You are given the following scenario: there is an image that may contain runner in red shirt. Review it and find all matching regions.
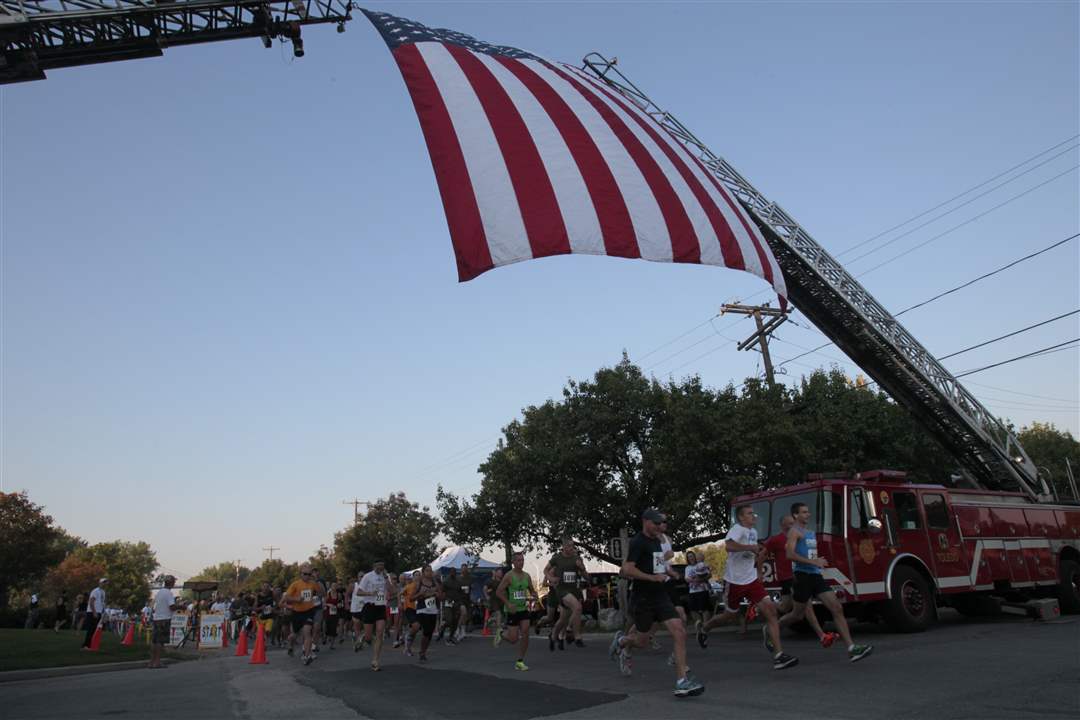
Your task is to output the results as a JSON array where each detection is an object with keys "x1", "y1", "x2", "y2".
[{"x1": 763, "y1": 512, "x2": 836, "y2": 648}]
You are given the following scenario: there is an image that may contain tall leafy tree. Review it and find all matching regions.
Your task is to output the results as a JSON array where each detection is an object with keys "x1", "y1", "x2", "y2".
[
  {"x1": 44, "y1": 555, "x2": 107, "y2": 606},
  {"x1": 243, "y1": 559, "x2": 300, "y2": 592},
  {"x1": 75, "y1": 541, "x2": 158, "y2": 613},
  {"x1": 189, "y1": 561, "x2": 252, "y2": 598},
  {"x1": 0, "y1": 492, "x2": 67, "y2": 608},
  {"x1": 333, "y1": 492, "x2": 440, "y2": 579},
  {"x1": 1017, "y1": 422, "x2": 1080, "y2": 499}
]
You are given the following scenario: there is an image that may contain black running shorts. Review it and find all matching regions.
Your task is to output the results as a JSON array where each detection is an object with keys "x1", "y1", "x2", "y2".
[
  {"x1": 360, "y1": 603, "x2": 386, "y2": 625},
  {"x1": 290, "y1": 609, "x2": 316, "y2": 633},
  {"x1": 631, "y1": 592, "x2": 678, "y2": 632},
  {"x1": 793, "y1": 572, "x2": 830, "y2": 603},
  {"x1": 506, "y1": 610, "x2": 531, "y2": 625},
  {"x1": 417, "y1": 613, "x2": 437, "y2": 638}
]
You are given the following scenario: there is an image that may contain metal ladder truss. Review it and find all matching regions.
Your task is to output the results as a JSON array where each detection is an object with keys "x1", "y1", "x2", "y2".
[
  {"x1": 579, "y1": 52, "x2": 1048, "y2": 502},
  {"x1": 0, "y1": 0, "x2": 353, "y2": 84}
]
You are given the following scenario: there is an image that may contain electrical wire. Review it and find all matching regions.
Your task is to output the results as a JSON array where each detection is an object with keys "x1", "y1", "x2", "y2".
[
  {"x1": 938, "y1": 310, "x2": 1079, "y2": 361},
  {"x1": 835, "y1": 135, "x2": 1079, "y2": 258},
  {"x1": 955, "y1": 339, "x2": 1079, "y2": 378}
]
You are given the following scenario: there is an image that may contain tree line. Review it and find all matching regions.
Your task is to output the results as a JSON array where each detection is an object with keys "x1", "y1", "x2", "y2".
[{"x1": 5, "y1": 359, "x2": 1076, "y2": 612}]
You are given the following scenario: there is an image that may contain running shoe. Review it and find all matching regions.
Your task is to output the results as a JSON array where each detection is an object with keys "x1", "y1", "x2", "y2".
[
  {"x1": 302, "y1": 654, "x2": 313, "y2": 666},
  {"x1": 773, "y1": 652, "x2": 798, "y2": 670},
  {"x1": 549, "y1": 634, "x2": 555, "y2": 652},
  {"x1": 312, "y1": 645, "x2": 319, "y2": 655},
  {"x1": 557, "y1": 637, "x2": 565, "y2": 651},
  {"x1": 405, "y1": 645, "x2": 413, "y2": 657},
  {"x1": 608, "y1": 631, "x2": 624, "y2": 661},
  {"x1": 821, "y1": 632, "x2": 839, "y2": 649},
  {"x1": 514, "y1": 660, "x2": 529, "y2": 671},
  {"x1": 419, "y1": 653, "x2": 428, "y2": 663},
  {"x1": 762, "y1": 625, "x2": 775, "y2": 653},
  {"x1": 574, "y1": 638, "x2": 585, "y2": 648},
  {"x1": 493, "y1": 630, "x2": 502, "y2": 648},
  {"x1": 329, "y1": 642, "x2": 336, "y2": 651},
  {"x1": 666, "y1": 652, "x2": 675, "y2": 667},
  {"x1": 444, "y1": 637, "x2": 456, "y2": 647},
  {"x1": 746, "y1": 604, "x2": 758, "y2": 623},
  {"x1": 370, "y1": 662, "x2": 380, "y2": 672},
  {"x1": 849, "y1": 644, "x2": 873, "y2": 662},
  {"x1": 673, "y1": 676, "x2": 705, "y2": 698},
  {"x1": 352, "y1": 641, "x2": 359, "y2": 653},
  {"x1": 392, "y1": 639, "x2": 402, "y2": 649},
  {"x1": 649, "y1": 637, "x2": 662, "y2": 651},
  {"x1": 287, "y1": 646, "x2": 295, "y2": 657},
  {"x1": 697, "y1": 627, "x2": 708, "y2": 649},
  {"x1": 617, "y1": 648, "x2": 632, "y2": 676}
]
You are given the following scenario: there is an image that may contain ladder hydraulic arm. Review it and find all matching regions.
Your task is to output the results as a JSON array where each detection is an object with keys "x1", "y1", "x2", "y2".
[
  {"x1": 0, "y1": 0, "x2": 353, "y2": 84},
  {"x1": 579, "y1": 53, "x2": 1050, "y2": 502}
]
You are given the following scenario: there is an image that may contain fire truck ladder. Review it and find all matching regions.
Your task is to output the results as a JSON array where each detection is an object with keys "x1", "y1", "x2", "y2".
[
  {"x1": 0, "y1": 0, "x2": 353, "y2": 84},
  {"x1": 580, "y1": 54, "x2": 1050, "y2": 503}
]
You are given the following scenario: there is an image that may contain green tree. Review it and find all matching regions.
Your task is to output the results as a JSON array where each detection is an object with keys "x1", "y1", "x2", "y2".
[
  {"x1": 333, "y1": 493, "x2": 440, "y2": 579},
  {"x1": 1018, "y1": 422, "x2": 1080, "y2": 500},
  {"x1": 189, "y1": 561, "x2": 252, "y2": 598},
  {"x1": 75, "y1": 541, "x2": 158, "y2": 613},
  {"x1": 243, "y1": 559, "x2": 300, "y2": 592},
  {"x1": 0, "y1": 492, "x2": 67, "y2": 608},
  {"x1": 44, "y1": 555, "x2": 106, "y2": 606},
  {"x1": 307, "y1": 546, "x2": 337, "y2": 583}
]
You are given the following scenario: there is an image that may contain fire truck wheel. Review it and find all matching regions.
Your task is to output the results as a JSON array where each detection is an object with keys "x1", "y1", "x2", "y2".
[
  {"x1": 1058, "y1": 558, "x2": 1080, "y2": 613},
  {"x1": 883, "y1": 565, "x2": 934, "y2": 633}
]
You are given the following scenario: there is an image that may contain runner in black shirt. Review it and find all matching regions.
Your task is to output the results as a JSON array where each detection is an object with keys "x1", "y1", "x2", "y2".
[{"x1": 608, "y1": 508, "x2": 704, "y2": 698}]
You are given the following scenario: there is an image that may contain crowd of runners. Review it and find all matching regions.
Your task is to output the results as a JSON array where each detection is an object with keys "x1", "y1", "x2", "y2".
[{"x1": 222, "y1": 501, "x2": 872, "y2": 698}]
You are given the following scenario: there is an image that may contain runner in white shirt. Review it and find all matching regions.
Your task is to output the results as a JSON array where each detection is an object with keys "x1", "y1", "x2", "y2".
[
  {"x1": 356, "y1": 561, "x2": 396, "y2": 671},
  {"x1": 349, "y1": 570, "x2": 366, "y2": 650}
]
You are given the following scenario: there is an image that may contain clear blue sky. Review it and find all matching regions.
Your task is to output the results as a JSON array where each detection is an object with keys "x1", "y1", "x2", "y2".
[{"x1": 2, "y1": 1, "x2": 1077, "y2": 579}]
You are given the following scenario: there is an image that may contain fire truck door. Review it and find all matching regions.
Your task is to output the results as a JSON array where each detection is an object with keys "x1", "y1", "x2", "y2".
[
  {"x1": 885, "y1": 490, "x2": 934, "y2": 572},
  {"x1": 921, "y1": 492, "x2": 970, "y2": 589},
  {"x1": 847, "y1": 487, "x2": 890, "y2": 596}
]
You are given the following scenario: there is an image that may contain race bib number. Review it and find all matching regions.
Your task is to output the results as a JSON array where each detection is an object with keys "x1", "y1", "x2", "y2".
[
  {"x1": 424, "y1": 597, "x2": 437, "y2": 610},
  {"x1": 806, "y1": 538, "x2": 818, "y2": 560},
  {"x1": 328, "y1": 606, "x2": 337, "y2": 616},
  {"x1": 444, "y1": 600, "x2": 454, "y2": 608},
  {"x1": 562, "y1": 572, "x2": 577, "y2": 584},
  {"x1": 460, "y1": 585, "x2": 469, "y2": 594},
  {"x1": 374, "y1": 592, "x2": 386, "y2": 605},
  {"x1": 512, "y1": 590, "x2": 527, "y2": 601},
  {"x1": 301, "y1": 589, "x2": 313, "y2": 602},
  {"x1": 652, "y1": 552, "x2": 666, "y2": 574}
]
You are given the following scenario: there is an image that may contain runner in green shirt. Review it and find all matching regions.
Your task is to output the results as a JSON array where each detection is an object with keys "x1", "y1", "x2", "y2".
[{"x1": 496, "y1": 551, "x2": 538, "y2": 671}]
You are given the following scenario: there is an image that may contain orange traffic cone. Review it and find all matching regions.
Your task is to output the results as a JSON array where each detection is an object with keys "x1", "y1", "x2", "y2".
[
  {"x1": 121, "y1": 621, "x2": 136, "y2": 646},
  {"x1": 234, "y1": 622, "x2": 249, "y2": 656},
  {"x1": 482, "y1": 609, "x2": 491, "y2": 636},
  {"x1": 249, "y1": 619, "x2": 268, "y2": 665},
  {"x1": 88, "y1": 625, "x2": 103, "y2": 651},
  {"x1": 221, "y1": 621, "x2": 229, "y2": 648}
]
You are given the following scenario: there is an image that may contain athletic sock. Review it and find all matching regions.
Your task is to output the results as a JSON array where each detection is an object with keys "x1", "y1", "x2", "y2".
[{"x1": 847, "y1": 644, "x2": 855, "y2": 652}]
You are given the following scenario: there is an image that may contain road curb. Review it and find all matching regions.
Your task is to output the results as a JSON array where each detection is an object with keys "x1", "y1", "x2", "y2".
[{"x1": 0, "y1": 659, "x2": 174, "y2": 683}]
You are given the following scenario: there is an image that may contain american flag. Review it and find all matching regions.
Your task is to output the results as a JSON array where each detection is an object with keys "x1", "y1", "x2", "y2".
[{"x1": 364, "y1": 9, "x2": 787, "y2": 305}]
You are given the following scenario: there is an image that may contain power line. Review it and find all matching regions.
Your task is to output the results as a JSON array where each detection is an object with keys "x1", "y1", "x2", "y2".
[
  {"x1": 842, "y1": 144, "x2": 1077, "y2": 264},
  {"x1": 636, "y1": 315, "x2": 718, "y2": 361},
  {"x1": 895, "y1": 233, "x2": 1079, "y2": 315},
  {"x1": 955, "y1": 339, "x2": 1079, "y2": 378},
  {"x1": 774, "y1": 233, "x2": 1080, "y2": 371},
  {"x1": 965, "y1": 379, "x2": 1080, "y2": 404},
  {"x1": 938, "y1": 310, "x2": 1079, "y2": 361},
  {"x1": 835, "y1": 135, "x2": 1079, "y2": 258},
  {"x1": 857, "y1": 164, "x2": 1078, "y2": 277}
]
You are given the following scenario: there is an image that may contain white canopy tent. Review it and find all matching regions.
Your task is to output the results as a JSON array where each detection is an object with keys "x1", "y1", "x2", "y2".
[{"x1": 408, "y1": 545, "x2": 502, "y2": 575}]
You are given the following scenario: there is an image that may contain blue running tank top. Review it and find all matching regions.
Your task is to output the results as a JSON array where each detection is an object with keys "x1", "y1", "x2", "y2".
[{"x1": 793, "y1": 529, "x2": 822, "y2": 575}]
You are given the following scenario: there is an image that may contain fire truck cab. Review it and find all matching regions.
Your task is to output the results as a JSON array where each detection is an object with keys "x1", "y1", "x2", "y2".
[{"x1": 735, "y1": 470, "x2": 1080, "y2": 632}]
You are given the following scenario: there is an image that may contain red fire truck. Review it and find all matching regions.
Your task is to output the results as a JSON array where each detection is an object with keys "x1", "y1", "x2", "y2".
[{"x1": 737, "y1": 470, "x2": 1080, "y2": 632}]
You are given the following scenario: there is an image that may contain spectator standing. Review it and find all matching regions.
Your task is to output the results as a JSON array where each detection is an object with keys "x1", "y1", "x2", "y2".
[
  {"x1": 24, "y1": 593, "x2": 40, "y2": 629},
  {"x1": 81, "y1": 578, "x2": 108, "y2": 649},
  {"x1": 150, "y1": 576, "x2": 178, "y2": 668},
  {"x1": 55, "y1": 593, "x2": 69, "y2": 632}
]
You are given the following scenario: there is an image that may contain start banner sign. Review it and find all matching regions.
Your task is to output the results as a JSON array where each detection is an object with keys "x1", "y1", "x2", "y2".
[{"x1": 199, "y1": 614, "x2": 225, "y2": 649}]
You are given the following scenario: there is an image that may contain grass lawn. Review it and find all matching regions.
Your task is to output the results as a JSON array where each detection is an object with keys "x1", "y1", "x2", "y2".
[{"x1": 0, "y1": 628, "x2": 183, "y2": 672}]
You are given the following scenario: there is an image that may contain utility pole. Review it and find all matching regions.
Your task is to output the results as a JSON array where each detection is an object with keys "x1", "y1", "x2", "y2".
[
  {"x1": 342, "y1": 499, "x2": 372, "y2": 526},
  {"x1": 720, "y1": 302, "x2": 788, "y2": 385},
  {"x1": 262, "y1": 545, "x2": 280, "y2": 561},
  {"x1": 233, "y1": 559, "x2": 243, "y2": 585}
]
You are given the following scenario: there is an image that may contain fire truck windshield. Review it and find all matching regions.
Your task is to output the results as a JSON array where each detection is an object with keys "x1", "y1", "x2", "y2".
[{"x1": 738, "y1": 490, "x2": 844, "y2": 538}]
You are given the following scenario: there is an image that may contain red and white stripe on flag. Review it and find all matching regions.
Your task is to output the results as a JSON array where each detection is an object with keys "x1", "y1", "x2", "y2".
[{"x1": 364, "y1": 9, "x2": 787, "y2": 307}]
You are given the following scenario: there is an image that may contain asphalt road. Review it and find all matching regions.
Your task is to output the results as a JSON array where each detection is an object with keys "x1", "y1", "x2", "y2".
[{"x1": 4, "y1": 610, "x2": 1078, "y2": 719}]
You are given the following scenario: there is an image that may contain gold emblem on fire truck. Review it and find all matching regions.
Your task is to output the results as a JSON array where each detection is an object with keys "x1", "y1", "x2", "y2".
[
  {"x1": 937, "y1": 533, "x2": 949, "y2": 551},
  {"x1": 858, "y1": 539, "x2": 877, "y2": 564}
]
